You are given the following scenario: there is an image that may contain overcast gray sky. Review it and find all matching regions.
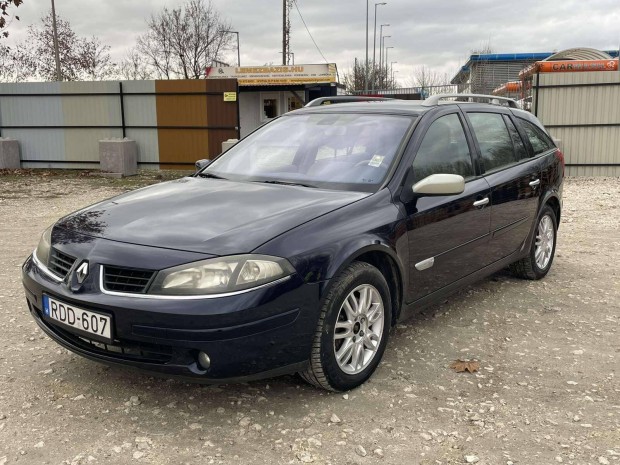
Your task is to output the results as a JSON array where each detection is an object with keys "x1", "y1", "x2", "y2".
[{"x1": 4, "y1": 0, "x2": 620, "y2": 85}]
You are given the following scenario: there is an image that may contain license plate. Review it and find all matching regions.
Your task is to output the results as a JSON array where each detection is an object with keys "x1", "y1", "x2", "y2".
[{"x1": 42, "y1": 295, "x2": 112, "y2": 343}]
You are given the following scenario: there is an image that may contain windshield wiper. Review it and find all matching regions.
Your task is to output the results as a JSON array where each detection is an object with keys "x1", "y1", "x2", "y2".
[
  {"x1": 257, "y1": 180, "x2": 317, "y2": 188},
  {"x1": 196, "y1": 172, "x2": 228, "y2": 180}
]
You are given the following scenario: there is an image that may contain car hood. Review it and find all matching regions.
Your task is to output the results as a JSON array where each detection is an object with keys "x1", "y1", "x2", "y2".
[{"x1": 55, "y1": 177, "x2": 368, "y2": 255}]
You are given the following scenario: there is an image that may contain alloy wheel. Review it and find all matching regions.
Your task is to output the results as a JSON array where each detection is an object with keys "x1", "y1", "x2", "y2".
[
  {"x1": 535, "y1": 214, "x2": 554, "y2": 269},
  {"x1": 333, "y1": 284, "x2": 385, "y2": 375}
]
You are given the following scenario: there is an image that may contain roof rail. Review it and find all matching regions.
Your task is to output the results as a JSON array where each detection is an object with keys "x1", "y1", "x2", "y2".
[
  {"x1": 304, "y1": 96, "x2": 394, "y2": 107},
  {"x1": 423, "y1": 93, "x2": 518, "y2": 108}
]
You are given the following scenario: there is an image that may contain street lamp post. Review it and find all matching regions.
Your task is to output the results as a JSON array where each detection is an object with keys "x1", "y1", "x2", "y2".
[
  {"x1": 390, "y1": 61, "x2": 397, "y2": 87},
  {"x1": 380, "y1": 34, "x2": 390, "y2": 88},
  {"x1": 378, "y1": 25, "x2": 389, "y2": 80},
  {"x1": 371, "y1": 2, "x2": 386, "y2": 93},
  {"x1": 223, "y1": 30, "x2": 240, "y2": 66},
  {"x1": 385, "y1": 46, "x2": 394, "y2": 88},
  {"x1": 365, "y1": 0, "x2": 370, "y2": 93}
]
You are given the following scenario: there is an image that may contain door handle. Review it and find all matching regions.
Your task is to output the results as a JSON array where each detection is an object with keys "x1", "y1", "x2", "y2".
[
  {"x1": 529, "y1": 179, "x2": 541, "y2": 187},
  {"x1": 473, "y1": 197, "x2": 489, "y2": 207}
]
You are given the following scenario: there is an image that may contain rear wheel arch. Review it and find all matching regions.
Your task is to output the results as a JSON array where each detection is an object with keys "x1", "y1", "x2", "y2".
[
  {"x1": 545, "y1": 195, "x2": 561, "y2": 227},
  {"x1": 511, "y1": 203, "x2": 558, "y2": 280}
]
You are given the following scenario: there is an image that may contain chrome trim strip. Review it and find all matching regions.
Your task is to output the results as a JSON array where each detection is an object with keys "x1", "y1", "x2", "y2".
[
  {"x1": 415, "y1": 257, "x2": 434, "y2": 271},
  {"x1": 32, "y1": 250, "x2": 64, "y2": 283},
  {"x1": 99, "y1": 265, "x2": 291, "y2": 300},
  {"x1": 491, "y1": 216, "x2": 529, "y2": 239}
]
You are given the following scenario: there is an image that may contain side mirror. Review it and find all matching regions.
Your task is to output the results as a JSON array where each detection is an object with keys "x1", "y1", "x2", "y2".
[
  {"x1": 195, "y1": 159, "x2": 211, "y2": 172},
  {"x1": 412, "y1": 174, "x2": 465, "y2": 196}
]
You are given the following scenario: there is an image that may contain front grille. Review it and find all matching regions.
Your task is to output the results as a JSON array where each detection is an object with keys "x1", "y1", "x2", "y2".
[
  {"x1": 103, "y1": 265, "x2": 156, "y2": 294},
  {"x1": 53, "y1": 322, "x2": 173, "y2": 363},
  {"x1": 74, "y1": 335, "x2": 173, "y2": 363},
  {"x1": 48, "y1": 248, "x2": 77, "y2": 278}
]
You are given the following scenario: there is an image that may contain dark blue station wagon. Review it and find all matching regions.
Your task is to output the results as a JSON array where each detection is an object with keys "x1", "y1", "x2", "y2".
[{"x1": 22, "y1": 94, "x2": 564, "y2": 391}]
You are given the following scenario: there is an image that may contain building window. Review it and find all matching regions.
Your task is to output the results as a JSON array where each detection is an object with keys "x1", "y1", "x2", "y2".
[{"x1": 261, "y1": 93, "x2": 279, "y2": 121}]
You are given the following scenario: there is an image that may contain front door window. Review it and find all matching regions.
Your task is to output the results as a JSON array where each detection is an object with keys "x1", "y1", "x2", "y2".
[{"x1": 412, "y1": 113, "x2": 474, "y2": 183}]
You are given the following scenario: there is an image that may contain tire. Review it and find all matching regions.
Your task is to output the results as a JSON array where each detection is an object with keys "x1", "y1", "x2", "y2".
[
  {"x1": 510, "y1": 204, "x2": 558, "y2": 280},
  {"x1": 300, "y1": 261, "x2": 392, "y2": 391}
]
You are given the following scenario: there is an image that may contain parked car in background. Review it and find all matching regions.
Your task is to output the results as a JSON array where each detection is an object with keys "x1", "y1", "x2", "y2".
[{"x1": 22, "y1": 94, "x2": 564, "y2": 391}]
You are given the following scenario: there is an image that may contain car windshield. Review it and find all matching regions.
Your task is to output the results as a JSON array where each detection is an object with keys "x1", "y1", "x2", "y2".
[{"x1": 203, "y1": 113, "x2": 415, "y2": 192}]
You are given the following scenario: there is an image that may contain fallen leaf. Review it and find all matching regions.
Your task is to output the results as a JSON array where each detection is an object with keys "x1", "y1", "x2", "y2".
[{"x1": 450, "y1": 359, "x2": 480, "y2": 373}]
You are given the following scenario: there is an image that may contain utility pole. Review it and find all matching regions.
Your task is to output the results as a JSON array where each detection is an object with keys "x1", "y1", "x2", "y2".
[
  {"x1": 51, "y1": 0, "x2": 62, "y2": 81},
  {"x1": 282, "y1": 0, "x2": 290, "y2": 65}
]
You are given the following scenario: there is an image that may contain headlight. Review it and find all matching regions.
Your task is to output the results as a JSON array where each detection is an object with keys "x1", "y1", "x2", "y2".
[
  {"x1": 34, "y1": 226, "x2": 53, "y2": 266},
  {"x1": 148, "y1": 255, "x2": 295, "y2": 296}
]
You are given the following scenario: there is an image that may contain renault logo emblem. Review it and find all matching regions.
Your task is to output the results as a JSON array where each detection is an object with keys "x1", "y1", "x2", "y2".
[{"x1": 75, "y1": 261, "x2": 89, "y2": 284}]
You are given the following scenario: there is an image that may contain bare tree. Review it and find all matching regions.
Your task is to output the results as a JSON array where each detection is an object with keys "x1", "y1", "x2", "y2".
[
  {"x1": 408, "y1": 66, "x2": 453, "y2": 96},
  {"x1": 342, "y1": 58, "x2": 397, "y2": 94},
  {"x1": 25, "y1": 11, "x2": 83, "y2": 80},
  {"x1": 0, "y1": 44, "x2": 18, "y2": 80},
  {"x1": 79, "y1": 36, "x2": 117, "y2": 80},
  {"x1": 0, "y1": 0, "x2": 23, "y2": 38},
  {"x1": 6, "y1": 11, "x2": 116, "y2": 81},
  {"x1": 119, "y1": 48, "x2": 153, "y2": 80},
  {"x1": 136, "y1": 0, "x2": 232, "y2": 79}
]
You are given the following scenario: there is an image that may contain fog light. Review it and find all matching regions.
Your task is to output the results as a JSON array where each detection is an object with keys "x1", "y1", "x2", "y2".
[{"x1": 197, "y1": 351, "x2": 211, "y2": 369}]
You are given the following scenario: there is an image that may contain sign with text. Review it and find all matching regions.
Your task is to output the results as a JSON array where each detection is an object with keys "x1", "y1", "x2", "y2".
[
  {"x1": 207, "y1": 64, "x2": 338, "y2": 86},
  {"x1": 537, "y1": 59, "x2": 618, "y2": 73}
]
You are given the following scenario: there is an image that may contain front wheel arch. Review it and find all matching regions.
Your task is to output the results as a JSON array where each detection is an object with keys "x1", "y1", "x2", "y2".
[
  {"x1": 300, "y1": 261, "x2": 392, "y2": 391},
  {"x1": 321, "y1": 244, "x2": 404, "y2": 326}
]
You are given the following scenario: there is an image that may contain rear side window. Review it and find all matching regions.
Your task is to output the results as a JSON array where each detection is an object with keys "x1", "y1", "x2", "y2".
[
  {"x1": 517, "y1": 118, "x2": 555, "y2": 155},
  {"x1": 412, "y1": 113, "x2": 474, "y2": 184},
  {"x1": 468, "y1": 112, "x2": 518, "y2": 172},
  {"x1": 504, "y1": 116, "x2": 530, "y2": 160}
]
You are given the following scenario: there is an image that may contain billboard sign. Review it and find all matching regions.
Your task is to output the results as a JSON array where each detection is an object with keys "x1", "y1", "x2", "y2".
[{"x1": 206, "y1": 64, "x2": 338, "y2": 86}]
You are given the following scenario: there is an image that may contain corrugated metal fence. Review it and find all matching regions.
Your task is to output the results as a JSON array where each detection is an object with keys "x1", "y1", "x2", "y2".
[
  {"x1": 533, "y1": 71, "x2": 620, "y2": 176},
  {"x1": 0, "y1": 79, "x2": 239, "y2": 170}
]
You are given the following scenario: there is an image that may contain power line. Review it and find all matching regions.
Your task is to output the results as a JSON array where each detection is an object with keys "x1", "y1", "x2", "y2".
[{"x1": 292, "y1": 0, "x2": 329, "y2": 64}]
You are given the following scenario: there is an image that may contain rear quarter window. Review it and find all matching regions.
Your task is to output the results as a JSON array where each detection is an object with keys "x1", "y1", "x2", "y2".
[{"x1": 516, "y1": 118, "x2": 555, "y2": 155}]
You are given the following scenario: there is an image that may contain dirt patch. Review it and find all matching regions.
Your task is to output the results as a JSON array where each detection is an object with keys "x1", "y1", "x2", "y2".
[{"x1": 0, "y1": 174, "x2": 618, "y2": 465}]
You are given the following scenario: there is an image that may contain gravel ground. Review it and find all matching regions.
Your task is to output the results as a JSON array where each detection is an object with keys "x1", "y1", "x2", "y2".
[{"x1": 0, "y1": 172, "x2": 618, "y2": 465}]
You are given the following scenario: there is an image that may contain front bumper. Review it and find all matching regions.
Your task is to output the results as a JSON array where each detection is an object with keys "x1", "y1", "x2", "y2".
[{"x1": 22, "y1": 255, "x2": 321, "y2": 382}]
